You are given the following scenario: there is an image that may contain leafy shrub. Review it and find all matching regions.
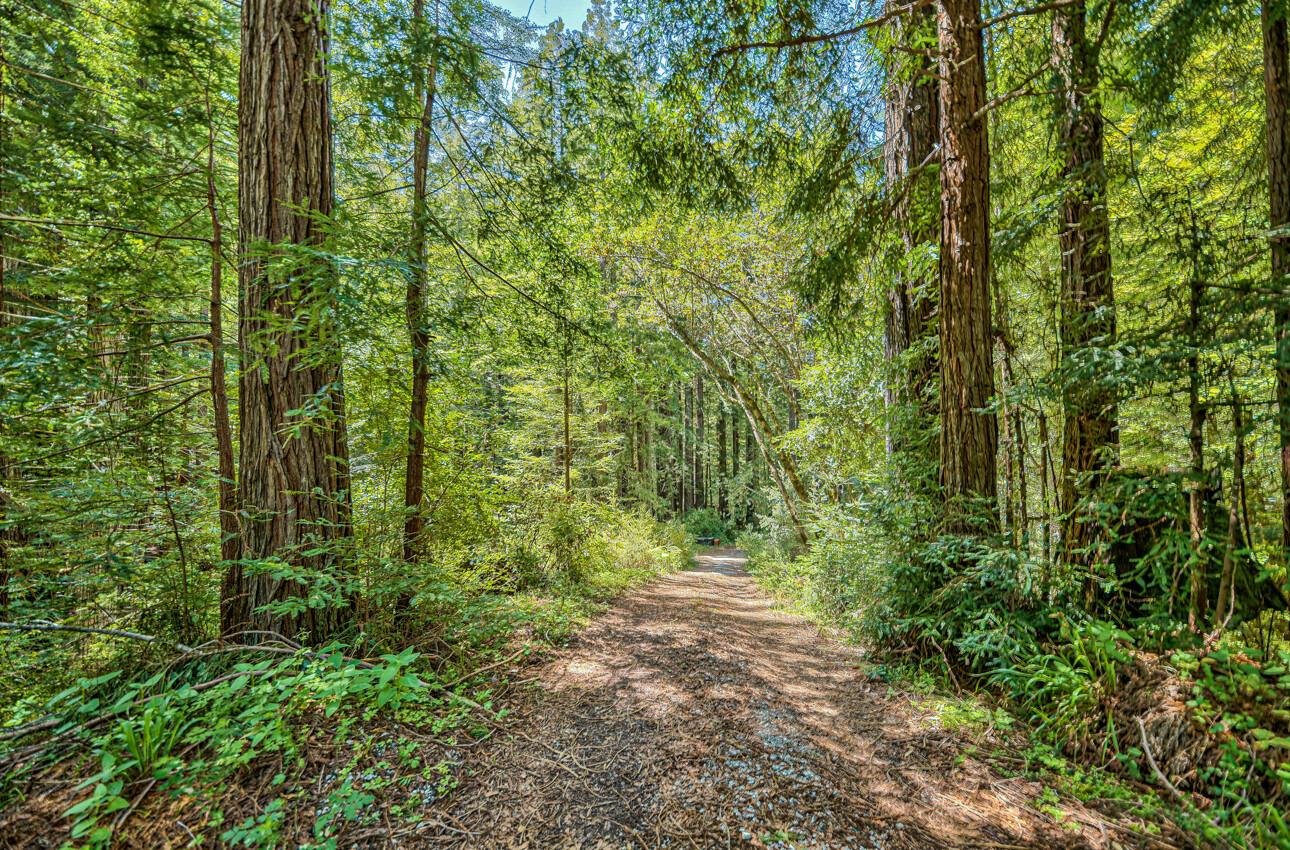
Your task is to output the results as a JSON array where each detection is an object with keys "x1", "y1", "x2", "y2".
[
  {"x1": 537, "y1": 498, "x2": 605, "y2": 584},
  {"x1": 1175, "y1": 647, "x2": 1290, "y2": 803},
  {"x1": 16, "y1": 645, "x2": 445, "y2": 849},
  {"x1": 875, "y1": 532, "x2": 1056, "y2": 675},
  {"x1": 683, "y1": 508, "x2": 730, "y2": 541}
]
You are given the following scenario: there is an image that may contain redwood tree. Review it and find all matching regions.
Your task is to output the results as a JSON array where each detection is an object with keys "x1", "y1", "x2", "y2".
[
  {"x1": 1265, "y1": 0, "x2": 1290, "y2": 559},
  {"x1": 936, "y1": 0, "x2": 998, "y2": 527},
  {"x1": 224, "y1": 0, "x2": 354, "y2": 640},
  {"x1": 1053, "y1": 0, "x2": 1118, "y2": 568}
]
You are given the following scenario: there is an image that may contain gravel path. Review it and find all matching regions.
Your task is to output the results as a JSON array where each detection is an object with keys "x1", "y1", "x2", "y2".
[{"x1": 417, "y1": 550, "x2": 1173, "y2": 849}]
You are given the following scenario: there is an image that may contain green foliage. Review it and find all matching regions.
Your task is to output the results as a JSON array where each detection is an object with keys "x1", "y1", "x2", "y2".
[
  {"x1": 1006, "y1": 619, "x2": 1133, "y2": 747},
  {"x1": 4, "y1": 0, "x2": 1289, "y2": 844},
  {"x1": 682, "y1": 508, "x2": 730, "y2": 541}
]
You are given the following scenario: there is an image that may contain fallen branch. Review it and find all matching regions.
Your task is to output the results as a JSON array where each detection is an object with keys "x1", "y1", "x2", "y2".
[
  {"x1": 0, "y1": 620, "x2": 194, "y2": 653},
  {"x1": 440, "y1": 643, "x2": 533, "y2": 690}
]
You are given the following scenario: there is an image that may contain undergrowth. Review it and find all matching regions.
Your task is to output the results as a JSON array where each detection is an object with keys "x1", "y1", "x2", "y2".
[
  {"x1": 740, "y1": 514, "x2": 1290, "y2": 850},
  {"x1": 0, "y1": 503, "x2": 689, "y2": 849}
]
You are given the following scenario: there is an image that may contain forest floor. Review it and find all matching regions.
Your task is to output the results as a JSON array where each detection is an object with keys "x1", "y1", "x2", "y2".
[{"x1": 416, "y1": 549, "x2": 1180, "y2": 850}]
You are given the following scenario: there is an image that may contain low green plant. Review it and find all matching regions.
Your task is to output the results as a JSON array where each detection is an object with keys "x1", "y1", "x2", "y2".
[
  {"x1": 117, "y1": 695, "x2": 193, "y2": 779},
  {"x1": 683, "y1": 508, "x2": 730, "y2": 541},
  {"x1": 1004, "y1": 618, "x2": 1133, "y2": 751}
]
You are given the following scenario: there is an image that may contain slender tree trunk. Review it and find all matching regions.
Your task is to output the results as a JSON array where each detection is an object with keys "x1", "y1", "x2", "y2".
[
  {"x1": 205, "y1": 95, "x2": 239, "y2": 599},
  {"x1": 656, "y1": 394, "x2": 668, "y2": 508},
  {"x1": 1039, "y1": 410, "x2": 1053, "y2": 565},
  {"x1": 937, "y1": 0, "x2": 998, "y2": 528},
  {"x1": 1214, "y1": 396, "x2": 1246, "y2": 629},
  {"x1": 403, "y1": 0, "x2": 439, "y2": 563},
  {"x1": 1187, "y1": 267, "x2": 1207, "y2": 630},
  {"x1": 717, "y1": 405, "x2": 728, "y2": 517},
  {"x1": 1015, "y1": 394, "x2": 1030, "y2": 550},
  {"x1": 998, "y1": 336, "x2": 1016, "y2": 543},
  {"x1": 667, "y1": 323, "x2": 809, "y2": 545},
  {"x1": 562, "y1": 343, "x2": 572, "y2": 496},
  {"x1": 1054, "y1": 0, "x2": 1118, "y2": 571},
  {"x1": 694, "y1": 373, "x2": 705, "y2": 509},
  {"x1": 1264, "y1": 2, "x2": 1290, "y2": 560},
  {"x1": 0, "y1": 63, "x2": 13, "y2": 616},
  {"x1": 226, "y1": 0, "x2": 353, "y2": 641},
  {"x1": 683, "y1": 381, "x2": 693, "y2": 511}
]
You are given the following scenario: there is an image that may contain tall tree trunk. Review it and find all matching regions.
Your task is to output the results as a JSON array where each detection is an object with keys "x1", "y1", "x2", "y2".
[
  {"x1": 694, "y1": 373, "x2": 705, "y2": 509},
  {"x1": 1039, "y1": 410, "x2": 1053, "y2": 564},
  {"x1": 883, "y1": 0, "x2": 940, "y2": 463},
  {"x1": 1264, "y1": 1, "x2": 1290, "y2": 560},
  {"x1": 717, "y1": 404, "x2": 728, "y2": 517},
  {"x1": 226, "y1": 0, "x2": 353, "y2": 642},
  {"x1": 205, "y1": 95, "x2": 239, "y2": 593},
  {"x1": 998, "y1": 335, "x2": 1016, "y2": 542},
  {"x1": 683, "y1": 381, "x2": 694, "y2": 512},
  {"x1": 676, "y1": 383, "x2": 686, "y2": 513},
  {"x1": 403, "y1": 0, "x2": 439, "y2": 563},
  {"x1": 666, "y1": 322, "x2": 810, "y2": 546},
  {"x1": 656, "y1": 394, "x2": 669, "y2": 508},
  {"x1": 1214, "y1": 395, "x2": 1246, "y2": 629},
  {"x1": 562, "y1": 342, "x2": 572, "y2": 496},
  {"x1": 1187, "y1": 265, "x2": 1207, "y2": 630},
  {"x1": 1054, "y1": 0, "x2": 1118, "y2": 571},
  {"x1": 937, "y1": 0, "x2": 998, "y2": 528},
  {"x1": 0, "y1": 65, "x2": 13, "y2": 617}
]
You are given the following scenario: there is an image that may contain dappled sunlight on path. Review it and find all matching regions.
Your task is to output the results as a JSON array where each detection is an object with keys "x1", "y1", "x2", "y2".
[{"x1": 416, "y1": 550, "x2": 1173, "y2": 849}]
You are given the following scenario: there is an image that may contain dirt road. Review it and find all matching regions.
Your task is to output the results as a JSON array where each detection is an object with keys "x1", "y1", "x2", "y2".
[{"x1": 419, "y1": 550, "x2": 1170, "y2": 849}]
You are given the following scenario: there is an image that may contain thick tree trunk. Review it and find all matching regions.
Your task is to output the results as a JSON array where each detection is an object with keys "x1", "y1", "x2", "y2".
[
  {"x1": 1054, "y1": 0, "x2": 1118, "y2": 570},
  {"x1": 403, "y1": 0, "x2": 439, "y2": 563},
  {"x1": 936, "y1": 0, "x2": 998, "y2": 528},
  {"x1": 225, "y1": 0, "x2": 353, "y2": 641},
  {"x1": 1264, "y1": 2, "x2": 1290, "y2": 560}
]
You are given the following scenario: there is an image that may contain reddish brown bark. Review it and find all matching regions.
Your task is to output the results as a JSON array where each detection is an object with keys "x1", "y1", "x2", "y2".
[
  {"x1": 1264, "y1": 2, "x2": 1290, "y2": 560},
  {"x1": 883, "y1": 1, "x2": 939, "y2": 446},
  {"x1": 936, "y1": 0, "x2": 998, "y2": 527},
  {"x1": 206, "y1": 95, "x2": 239, "y2": 580},
  {"x1": 225, "y1": 0, "x2": 353, "y2": 641}
]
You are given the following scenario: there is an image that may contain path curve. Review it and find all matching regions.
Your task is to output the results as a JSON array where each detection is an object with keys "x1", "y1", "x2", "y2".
[{"x1": 419, "y1": 550, "x2": 1170, "y2": 849}]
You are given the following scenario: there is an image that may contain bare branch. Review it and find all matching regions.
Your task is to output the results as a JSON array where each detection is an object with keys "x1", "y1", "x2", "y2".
[{"x1": 714, "y1": 0, "x2": 930, "y2": 56}]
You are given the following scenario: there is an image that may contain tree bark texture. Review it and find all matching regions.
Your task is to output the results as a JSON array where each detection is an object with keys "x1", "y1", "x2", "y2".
[
  {"x1": 883, "y1": 1, "x2": 940, "y2": 454},
  {"x1": 1054, "y1": 0, "x2": 1118, "y2": 568},
  {"x1": 226, "y1": 0, "x2": 353, "y2": 641},
  {"x1": 206, "y1": 102, "x2": 240, "y2": 596},
  {"x1": 1264, "y1": 2, "x2": 1290, "y2": 560},
  {"x1": 936, "y1": 0, "x2": 998, "y2": 527}
]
